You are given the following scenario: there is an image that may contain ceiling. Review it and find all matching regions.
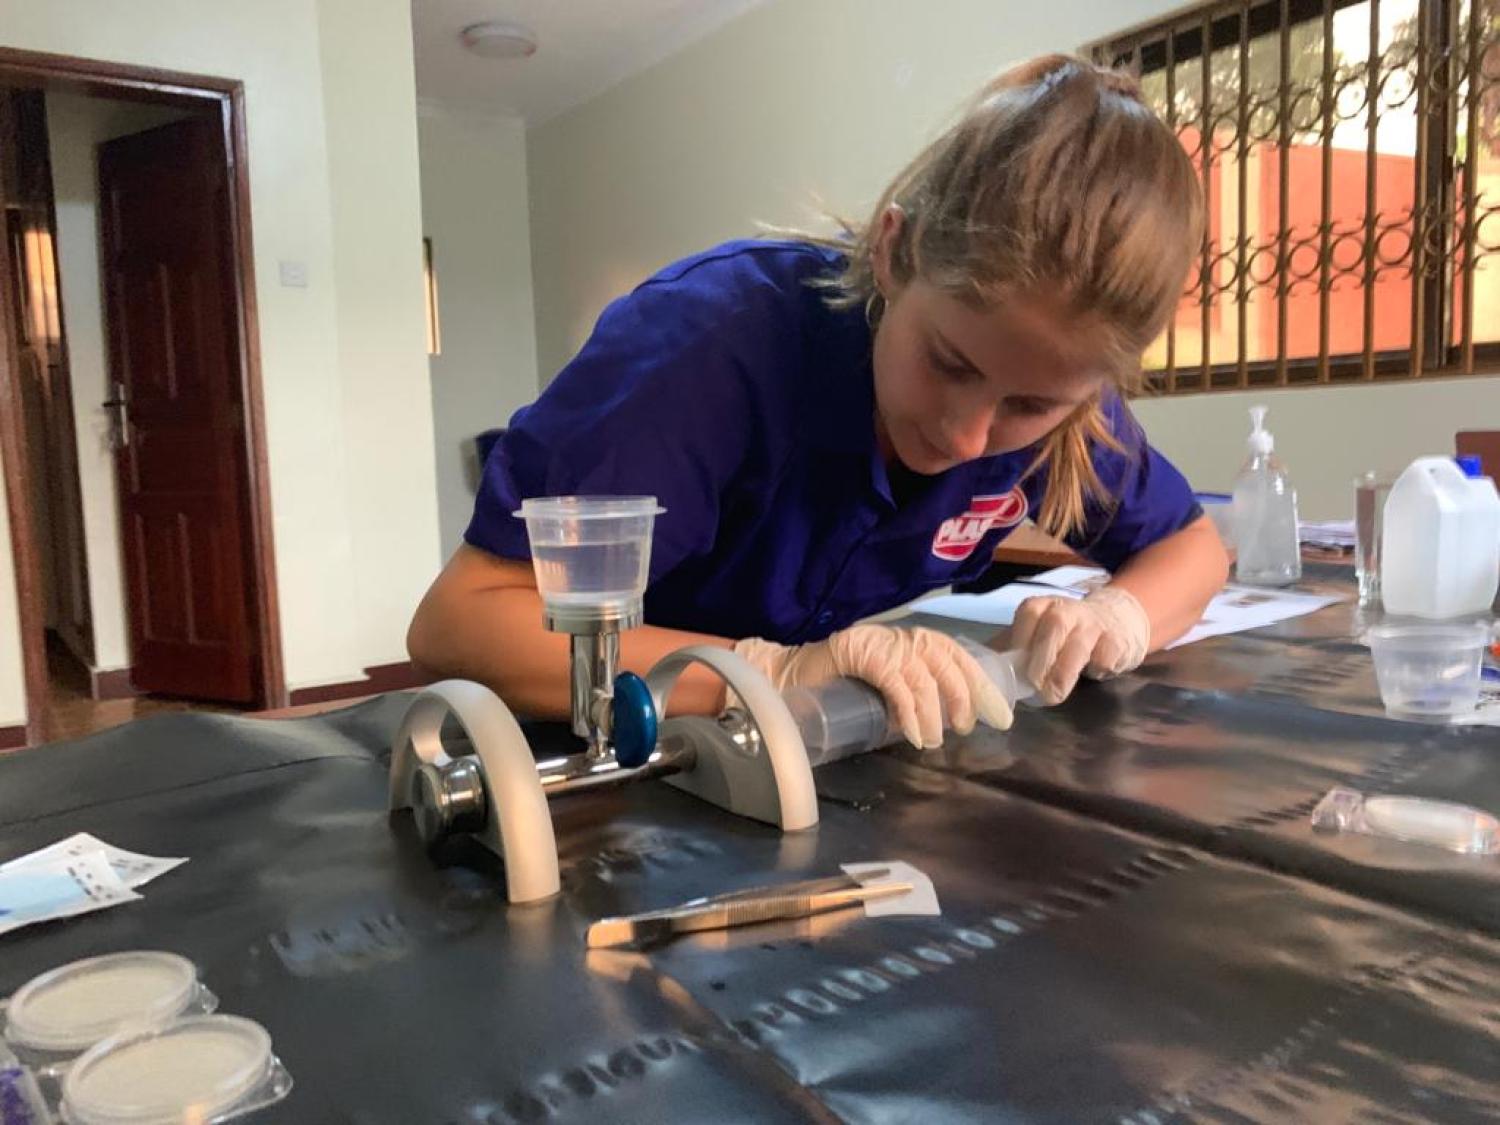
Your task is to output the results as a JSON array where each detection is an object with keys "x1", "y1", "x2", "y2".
[{"x1": 411, "y1": 0, "x2": 767, "y2": 125}]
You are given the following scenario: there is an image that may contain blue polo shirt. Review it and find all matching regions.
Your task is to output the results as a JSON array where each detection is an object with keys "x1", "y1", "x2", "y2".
[{"x1": 465, "y1": 240, "x2": 1201, "y2": 644}]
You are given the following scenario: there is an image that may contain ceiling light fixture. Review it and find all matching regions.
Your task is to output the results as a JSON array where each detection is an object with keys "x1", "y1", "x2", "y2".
[{"x1": 459, "y1": 20, "x2": 539, "y2": 60}]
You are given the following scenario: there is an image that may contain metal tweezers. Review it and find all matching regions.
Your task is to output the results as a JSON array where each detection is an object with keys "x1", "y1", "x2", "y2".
[{"x1": 586, "y1": 868, "x2": 908, "y2": 949}]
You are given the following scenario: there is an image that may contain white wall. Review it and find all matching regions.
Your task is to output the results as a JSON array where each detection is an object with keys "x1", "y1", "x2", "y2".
[
  {"x1": 528, "y1": 0, "x2": 1177, "y2": 379},
  {"x1": 417, "y1": 104, "x2": 538, "y2": 551},
  {"x1": 1134, "y1": 376, "x2": 1500, "y2": 519},
  {"x1": 47, "y1": 93, "x2": 194, "y2": 675},
  {"x1": 314, "y1": 0, "x2": 439, "y2": 666},
  {"x1": 0, "y1": 0, "x2": 439, "y2": 721},
  {"x1": 527, "y1": 0, "x2": 1500, "y2": 520}
]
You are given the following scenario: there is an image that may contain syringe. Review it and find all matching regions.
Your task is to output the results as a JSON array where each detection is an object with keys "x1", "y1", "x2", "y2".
[{"x1": 782, "y1": 638, "x2": 1036, "y2": 767}]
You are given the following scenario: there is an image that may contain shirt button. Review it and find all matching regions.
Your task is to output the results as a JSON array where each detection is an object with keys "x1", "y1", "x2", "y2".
[{"x1": 815, "y1": 610, "x2": 835, "y2": 625}]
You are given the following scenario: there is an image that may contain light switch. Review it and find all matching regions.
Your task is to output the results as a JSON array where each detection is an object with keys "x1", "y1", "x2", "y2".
[{"x1": 278, "y1": 260, "x2": 309, "y2": 288}]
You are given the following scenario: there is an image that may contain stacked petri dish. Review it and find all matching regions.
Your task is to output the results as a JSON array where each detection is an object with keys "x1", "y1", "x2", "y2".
[{"x1": 1, "y1": 951, "x2": 291, "y2": 1123}]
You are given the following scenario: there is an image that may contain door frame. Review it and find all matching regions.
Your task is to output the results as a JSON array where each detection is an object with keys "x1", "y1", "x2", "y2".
[{"x1": 0, "y1": 47, "x2": 287, "y2": 744}]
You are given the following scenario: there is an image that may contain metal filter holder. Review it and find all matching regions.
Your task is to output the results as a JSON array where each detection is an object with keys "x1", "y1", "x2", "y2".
[{"x1": 389, "y1": 497, "x2": 818, "y2": 903}]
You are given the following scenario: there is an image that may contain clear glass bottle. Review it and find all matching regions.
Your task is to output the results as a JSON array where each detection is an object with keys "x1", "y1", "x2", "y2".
[{"x1": 1232, "y1": 405, "x2": 1301, "y2": 587}]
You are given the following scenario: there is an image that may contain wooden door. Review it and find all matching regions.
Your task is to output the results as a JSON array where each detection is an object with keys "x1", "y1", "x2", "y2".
[{"x1": 99, "y1": 117, "x2": 257, "y2": 702}]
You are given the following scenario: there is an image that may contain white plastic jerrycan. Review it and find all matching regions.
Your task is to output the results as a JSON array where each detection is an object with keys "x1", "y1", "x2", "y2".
[{"x1": 1381, "y1": 455, "x2": 1500, "y2": 619}]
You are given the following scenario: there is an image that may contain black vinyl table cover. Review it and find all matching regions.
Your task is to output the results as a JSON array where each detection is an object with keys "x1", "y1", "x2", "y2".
[{"x1": 3, "y1": 583, "x2": 1500, "y2": 1123}]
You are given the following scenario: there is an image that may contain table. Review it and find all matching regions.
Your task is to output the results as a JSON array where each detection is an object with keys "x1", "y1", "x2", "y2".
[{"x1": 3, "y1": 573, "x2": 1498, "y2": 1123}]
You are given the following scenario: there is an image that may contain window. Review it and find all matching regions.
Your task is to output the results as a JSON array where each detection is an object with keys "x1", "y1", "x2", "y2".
[{"x1": 1090, "y1": 0, "x2": 1499, "y2": 393}]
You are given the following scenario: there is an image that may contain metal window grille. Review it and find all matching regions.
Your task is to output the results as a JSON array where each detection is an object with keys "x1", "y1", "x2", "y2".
[{"x1": 1089, "y1": 0, "x2": 1499, "y2": 393}]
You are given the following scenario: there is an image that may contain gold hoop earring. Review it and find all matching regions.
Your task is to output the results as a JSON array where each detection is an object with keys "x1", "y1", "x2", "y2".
[{"x1": 864, "y1": 291, "x2": 886, "y2": 330}]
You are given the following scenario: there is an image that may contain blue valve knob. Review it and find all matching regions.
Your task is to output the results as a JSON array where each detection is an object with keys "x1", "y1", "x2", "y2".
[{"x1": 611, "y1": 672, "x2": 657, "y2": 769}]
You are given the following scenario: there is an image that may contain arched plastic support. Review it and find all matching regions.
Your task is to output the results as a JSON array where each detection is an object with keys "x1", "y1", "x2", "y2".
[
  {"x1": 389, "y1": 680, "x2": 560, "y2": 903},
  {"x1": 644, "y1": 646, "x2": 819, "y2": 832}
]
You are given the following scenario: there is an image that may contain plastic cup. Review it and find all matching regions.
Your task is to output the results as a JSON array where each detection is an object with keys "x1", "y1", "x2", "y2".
[
  {"x1": 1366, "y1": 621, "x2": 1489, "y2": 721},
  {"x1": 515, "y1": 497, "x2": 664, "y2": 625}
]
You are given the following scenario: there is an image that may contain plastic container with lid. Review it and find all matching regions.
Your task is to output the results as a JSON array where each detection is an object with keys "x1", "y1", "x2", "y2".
[
  {"x1": 1, "y1": 952, "x2": 216, "y2": 1066},
  {"x1": 1457, "y1": 455, "x2": 1500, "y2": 587},
  {"x1": 1381, "y1": 455, "x2": 1500, "y2": 619},
  {"x1": 59, "y1": 1014, "x2": 291, "y2": 1125}
]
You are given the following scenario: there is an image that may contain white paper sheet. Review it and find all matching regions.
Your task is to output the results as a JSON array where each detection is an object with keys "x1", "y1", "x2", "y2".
[
  {"x1": 918, "y1": 577, "x2": 1088, "y2": 626},
  {"x1": 0, "y1": 832, "x2": 187, "y2": 889},
  {"x1": 919, "y1": 565, "x2": 1343, "y2": 647},
  {"x1": 1167, "y1": 584, "x2": 1344, "y2": 647},
  {"x1": 1028, "y1": 565, "x2": 1114, "y2": 592},
  {"x1": 842, "y1": 860, "x2": 941, "y2": 917}
]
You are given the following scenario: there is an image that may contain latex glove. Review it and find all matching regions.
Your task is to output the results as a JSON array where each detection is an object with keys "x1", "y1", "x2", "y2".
[
  {"x1": 733, "y1": 624, "x2": 1014, "y2": 750},
  {"x1": 1010, "y1": 585, "x2": 1151, "y2": 706}
]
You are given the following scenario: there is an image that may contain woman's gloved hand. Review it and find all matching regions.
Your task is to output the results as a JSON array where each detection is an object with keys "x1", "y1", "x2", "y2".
[
  {"x1": 1011, "y1": 585, "x2": 1151, "y2": 705},
  {"x1": 733, "y1": 624, "x2": 1014, "y2": 750}
]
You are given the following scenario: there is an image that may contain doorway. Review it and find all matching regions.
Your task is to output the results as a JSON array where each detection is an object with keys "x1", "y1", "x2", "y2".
[{"x1": 0, "y1": 49, "x2": 284, "y2": 747}]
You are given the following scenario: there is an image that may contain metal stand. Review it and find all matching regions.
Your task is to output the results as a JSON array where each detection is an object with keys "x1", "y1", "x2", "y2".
[{"x1": 389, "y1": 646, "x2": 819, "y2": 904}]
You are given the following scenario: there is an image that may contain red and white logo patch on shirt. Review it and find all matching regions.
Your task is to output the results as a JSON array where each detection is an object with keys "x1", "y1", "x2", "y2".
[{"x1": 931, "y1": 487, "x2": 1029, "y2": 561}]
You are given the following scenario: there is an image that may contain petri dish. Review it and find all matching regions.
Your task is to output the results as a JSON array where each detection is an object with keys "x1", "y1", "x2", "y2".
[
  {"x1": 61, "y1": 1015, "x2": 273, "y2": 1125},
  {"x1": 5, "y1": 952, "x2": 199, "y2": 1054},
  {"x1": 1363, "y1": 796, "x2": 1500, "y2": 855}
]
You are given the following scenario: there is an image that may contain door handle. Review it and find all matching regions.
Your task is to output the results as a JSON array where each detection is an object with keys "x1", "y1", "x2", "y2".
[{"x1": 103, "y1": 380, "x2": 129, "y2": 450}]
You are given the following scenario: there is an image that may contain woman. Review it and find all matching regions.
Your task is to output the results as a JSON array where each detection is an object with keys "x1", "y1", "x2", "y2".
[{"x1": 408, "y1": 55, "x2": 1229, "y2": 749}]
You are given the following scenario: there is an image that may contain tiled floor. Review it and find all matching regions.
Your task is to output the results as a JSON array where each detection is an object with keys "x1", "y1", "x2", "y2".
[{"x1": 41, "y1": 633, "x2": 244, "y2": 743}]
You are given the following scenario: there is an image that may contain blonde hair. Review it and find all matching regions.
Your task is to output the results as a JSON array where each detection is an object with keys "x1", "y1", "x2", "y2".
[{"x1": 812, "y1": 54, "x2": 1202, "y2": 539}]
